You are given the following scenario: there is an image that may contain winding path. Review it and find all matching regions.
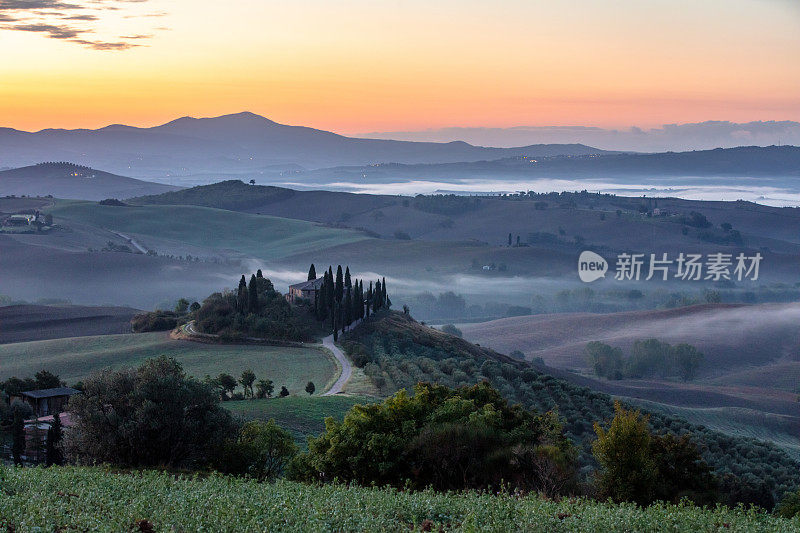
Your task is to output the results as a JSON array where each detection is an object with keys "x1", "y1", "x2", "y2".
[
  {"x1": 322, "y1": 333, "x2": 352, "y2": 396},
  {"x1": 110, "y1": 231, "x2": 148, "y2": 254}
]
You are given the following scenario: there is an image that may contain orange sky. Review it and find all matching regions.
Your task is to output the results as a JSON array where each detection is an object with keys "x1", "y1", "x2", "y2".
[{"x1": 2, "y1": 0, "x2": 799, "y2": 133}]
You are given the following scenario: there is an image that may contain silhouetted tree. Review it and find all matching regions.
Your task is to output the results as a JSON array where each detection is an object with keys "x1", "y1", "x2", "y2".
[
  {"x1": 335, "y1": 265, "x2": 344, "y2": 303},
  {"x1": 308, "y1": 264, "x2": 316, "y2": 280},
  {"x1": 11, "y1": 410, "x2": 25, "y2": 465},
  {"x1": 237, "y1": 275, "x2": 248, "y2": 313},
  {"x1": 240, "y1": 369, "x2": 256, "y2": 399},
  {"x1": 248, "y1": 274, "x2": 259, "y2": 313},
  {"x1": 305, "y1": 381, "x2": 316, "y2": 395},
  {"x1": 46, "y1": 410, "x2": 64, "y2": 466},
  {"x1": 256, "y1": 379, "x2": 274, "y2": 399}
]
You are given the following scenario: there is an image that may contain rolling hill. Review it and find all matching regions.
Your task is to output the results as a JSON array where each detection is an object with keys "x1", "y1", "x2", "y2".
[
  {"x1": 339, "y1": 311, "x2": 800, "y2": 496},
  {"x1": 0, "y1": 162, "x2": 179, "y2": 200},
  {"x1": 0, "y1": 304, "x2": 139, "y2": 344},
  {"x1": 459, "y1": 303, "x2": 800, "y2": 456},
  {"x1": 0, "y1": 112, "x2": 609, "y2": 179}
]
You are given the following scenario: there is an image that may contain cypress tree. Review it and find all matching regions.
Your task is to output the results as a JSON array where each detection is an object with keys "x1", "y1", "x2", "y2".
[
  {"x1": 237, "y1": 275, "x2": 248, "y2": 313},
  {"x1": 256, "y1": 269, "x2": 263, "y2": 278},
  {"x1": 326, "y1": 269, "x2": 335, "y2": 318},
  {"x1": 317, "y1": 271, "x2": 329, "y2": 322},
  {"x1": 374, "y1": 280, "x2": 382, "y2": 311},
  {"x1": 308, "y1": 264, "x2": 316, "y2": 281},
  {"x1": 335, "y1": 265, "x2": 344, "y2": 303},
  {"x1": 46, "y1": 411, "x2": 64, "y2": 466},
  {"x1": 360, "y1": 280, "x2": 366, "y2": 318},
  {"x1": 344, "y1": 287, "x2": 352, "y2": 327},
  {"x1": 248, "y1": 274, "x2": 259, "y2": 313},
  {"x1": 382, "y1": 277, "x2": 387, "y2": 308},
  {"x1": 366, "y1": 282, "x2": 373, "y2": 318},
  {"x1": 344, "y1": 266, "x2": 352, "y2": 289},
  {"x1": 11, "y1": 410, "x2": 24, "y2": 465}
]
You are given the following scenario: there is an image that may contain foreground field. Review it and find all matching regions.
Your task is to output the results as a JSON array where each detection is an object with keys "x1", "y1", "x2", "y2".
[
  {"x1": 0, "y1": 332, "x2": 336, "y2": 394},
  {"x1": 0, "y1": 467, "x2": 795, "y2": 532}
]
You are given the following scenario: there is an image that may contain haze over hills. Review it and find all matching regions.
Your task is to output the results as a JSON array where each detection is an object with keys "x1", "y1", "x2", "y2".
[
  {"x1": 0, "y1": 162, "x2": 179, "y2": 200},
  {"x1": 296, "y1": 145, "x2": 800, "y2": 185},
  {"x1": 0, "y1": 112, "x2": 609, "y2": 180},
  {"x1": 362, "y1": 121, "x2": 800, "y2": 152}
]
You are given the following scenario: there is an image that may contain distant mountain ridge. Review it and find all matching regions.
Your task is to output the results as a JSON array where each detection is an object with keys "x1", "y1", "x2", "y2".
[
  {"x1": 0, "y1": 162, "x2": 179, "y2": 200},
  {"x1": 0, "y1": 112, "x2": 611, "y2": 179}
]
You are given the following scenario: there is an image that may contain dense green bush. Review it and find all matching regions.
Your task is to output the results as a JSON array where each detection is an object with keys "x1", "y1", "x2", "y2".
[
  {"x1": 291, "y1": 382, "x2": 577, "y2": 495},
  {"x1": 131, "y1": 310, "x2": 179, "y2": 332},
  {"x1": 66, "y1": 357, "x2": 236, "y2": 468}
]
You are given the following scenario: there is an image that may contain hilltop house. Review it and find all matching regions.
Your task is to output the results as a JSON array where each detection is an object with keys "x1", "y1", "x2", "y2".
[
  {"x1": 12, "y1": 387, "x2": 80, "y2": 418},
  {"x1": 286, "y1": 277, "x2": 325, "y2": 303}
]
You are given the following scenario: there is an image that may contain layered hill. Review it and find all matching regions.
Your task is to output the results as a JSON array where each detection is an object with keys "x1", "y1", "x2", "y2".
[
  {"x1": 0, "y1": 112, "x2": 609, "y2": 178},
  {"x1": 0, "y1": 162, "x2": 178, "y2": 200}
]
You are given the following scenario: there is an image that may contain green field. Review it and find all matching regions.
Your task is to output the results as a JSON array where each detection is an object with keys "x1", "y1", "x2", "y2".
[
  {"x1": 1, "y1": 467, "x2": 796, "y2": 532},
  {"x1": 225, "y1": 395, "x2": 374, "y2": 445},
  {"x1": 48, "y1": 200, "x2": 368, "y2": 260},
  {"x1": 0, "y1": 332, "x2": 336, "y2": 395}
]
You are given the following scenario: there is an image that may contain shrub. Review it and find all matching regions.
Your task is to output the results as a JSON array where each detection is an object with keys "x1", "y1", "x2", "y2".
[
  {"x1": 291, "y1": 382, "x2": 577, "y2": 494},
  {"x1": 131, "y1": 311, "x2": 178, "y2": 332},
  {"x1": 214, "y1": 420, "x2": 297, "y2": 480},
  {"x1": 440, "y1": 324, "x2": 463, "y2": 337},
  {"x1": 66, "y1": 357, "x2": 236, "y2": 468}
]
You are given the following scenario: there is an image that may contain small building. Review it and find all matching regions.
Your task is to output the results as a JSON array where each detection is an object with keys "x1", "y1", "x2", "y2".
[
  {"x1": 286, "y1": 277, "x2": 325, "y2": 303},
  {"x1": 13, "y1": 387, "x2": 80, "y2": 418},
  {"x1": 23, "y1": 412, "x2": 74, "y2": 464},
  {"x1": 6, "y1": 214, "x2": 36, "y2": 226}
]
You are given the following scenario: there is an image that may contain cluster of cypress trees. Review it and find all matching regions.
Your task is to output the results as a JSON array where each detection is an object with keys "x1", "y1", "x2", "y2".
[
  {"x1": 235, "y1": 269, "x2": 275, "y2": 315},
  {"x1": 308, "y1": 264, "x2": 390, "y2": 339}
]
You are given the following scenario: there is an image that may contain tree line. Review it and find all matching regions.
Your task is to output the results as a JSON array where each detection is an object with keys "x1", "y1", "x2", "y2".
[{"x1": 585, "y1": 339, "x2": 704, "y2": 381}]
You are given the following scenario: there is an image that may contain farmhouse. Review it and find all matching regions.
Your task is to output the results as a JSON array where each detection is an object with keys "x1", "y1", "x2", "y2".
[
  {"x1": 13, "y1": 387, "x2": 80, "y2": 418},
  {"x1": 286, "y1": 277, "x2": 325, "y2": 303},
  {"x1": 6, "y1": 214, "x2": 36, "y2": 226}
]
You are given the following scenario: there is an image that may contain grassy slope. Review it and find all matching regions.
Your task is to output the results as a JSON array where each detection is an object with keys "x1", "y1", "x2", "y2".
[
  {"x1": 0, "y1": 332, "x2": 335, "y2": 395},
  {"x1": 1, "y1": 467, "x2": 797, "y2": 532},
  {"x1": 225, "y1": 395, "x2": 373, "y2": 445},
  {"x1": 47, "y1": 200, "x2": 368, "y2": 260}
]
